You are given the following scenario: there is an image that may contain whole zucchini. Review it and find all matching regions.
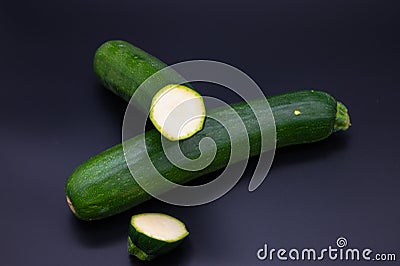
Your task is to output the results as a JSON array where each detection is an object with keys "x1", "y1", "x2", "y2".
[{"x1": 66, "y1": 90, "x2": 350, "y2": 220}]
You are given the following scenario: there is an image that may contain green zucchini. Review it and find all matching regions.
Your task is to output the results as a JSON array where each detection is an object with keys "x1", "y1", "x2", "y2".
[
  {"x1": 65, "y1": 90, "x2": 350, "y2": 221},
  {"x1": 94, "y1": 40, "x2": 206, "y2": 140},
  {"x1": 93, "y1": 40, "x2": 169, "y2": 104},
  {"x1": 128, "y1": 213, "x2": 189, "y2": 260}
]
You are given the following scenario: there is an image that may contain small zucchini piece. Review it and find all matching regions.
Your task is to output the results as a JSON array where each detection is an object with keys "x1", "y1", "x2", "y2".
[
  {"x1": 150, "y1": 84, "x2": 206, "y2": 141},
  {"x1": 128, "y1": 213, "x2": 189, "y2": 260}
]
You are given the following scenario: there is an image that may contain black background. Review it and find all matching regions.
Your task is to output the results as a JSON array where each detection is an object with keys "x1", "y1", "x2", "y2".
[{"x1": 1, "y1": 0, "x2": 399, "y2": 265}]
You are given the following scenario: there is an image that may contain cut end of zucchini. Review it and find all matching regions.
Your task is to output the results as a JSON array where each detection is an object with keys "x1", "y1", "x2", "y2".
[
  {"x1": 334, "y1": 101, "x2": 351, "y2": 132},
  {"x1": 128, "y1": 213, "x2": 189, "y2": 260},
  {"x1": 66, "y1": 195, "x2": 77, "y2": 215},
  {"x1": 132, "y1": 213, "x2": 189, "y2": 242},
  {"x1": 150, "y1": 84, "x2": 206, "y2": 141}
]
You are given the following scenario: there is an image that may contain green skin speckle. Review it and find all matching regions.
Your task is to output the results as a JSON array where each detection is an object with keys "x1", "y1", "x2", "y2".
[{"x1": 65, "y1": 90, "x2": 350, "y2": 221}]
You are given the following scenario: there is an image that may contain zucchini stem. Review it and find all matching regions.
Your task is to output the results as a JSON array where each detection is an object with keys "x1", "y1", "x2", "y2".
[{"x1": 334, "y1": 101, "x2": 351, "y2": 132}]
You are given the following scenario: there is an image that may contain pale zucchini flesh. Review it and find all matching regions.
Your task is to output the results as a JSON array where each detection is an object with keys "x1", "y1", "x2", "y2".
[{"x1": 150, "y1": 84, "x2": 206, "y2": 141}]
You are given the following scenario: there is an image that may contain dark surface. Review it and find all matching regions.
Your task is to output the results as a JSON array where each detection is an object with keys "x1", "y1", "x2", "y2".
[{"x1": 1, "y1": 0, "x2": 399, "y2": 265}]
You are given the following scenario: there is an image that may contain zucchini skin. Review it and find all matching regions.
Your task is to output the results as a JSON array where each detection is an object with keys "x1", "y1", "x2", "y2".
[
  {"x1": 127, "y1": 231, "x2": 184, "y2": 261},
  {"x1": 65, "y1": 90, "x2": 350, "y2": 220},
  {"x1": 94, "y1": 40, "x2": 167, "y2": 103},
  {"x1": 94, "y1": 40, "x2": 191, "y2": 110}
]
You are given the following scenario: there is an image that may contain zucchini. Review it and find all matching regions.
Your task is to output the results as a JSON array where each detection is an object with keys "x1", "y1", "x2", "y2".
[
  {"x1": 94, "y1": 40, "x2": 206, "y2": 140},
  {"x1": 93, "y1": 40, "x2": 169, "y2": 104},
  {"x1": 128, "y1": 213, "x2": 189, "y2": 260},
  {"x1": 65, "y1": 90, "x2": 350, "y2": 220},
  {"x1": 149, "y1": 84, "x2": 206, "y2": 141}
]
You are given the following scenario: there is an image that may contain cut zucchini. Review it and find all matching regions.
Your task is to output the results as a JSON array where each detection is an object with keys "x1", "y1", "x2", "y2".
[
  {"x1": 128, "y1": 213, "x2": 189, "y2": 260},
  {"x1": 94, "y1": 40, "x2": 205, "y2": 140},
  {"x1": 149, "y1": 84, "x2": 206, "y2": 141}
]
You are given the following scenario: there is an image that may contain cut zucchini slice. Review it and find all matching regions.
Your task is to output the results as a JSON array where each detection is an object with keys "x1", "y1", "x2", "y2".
[
  {"x1": 128, "y1": 213, "x2": 189, "y2": 261},
  {"x1": 149, "y1": 84, "x2": 206, "y2": 141}
]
